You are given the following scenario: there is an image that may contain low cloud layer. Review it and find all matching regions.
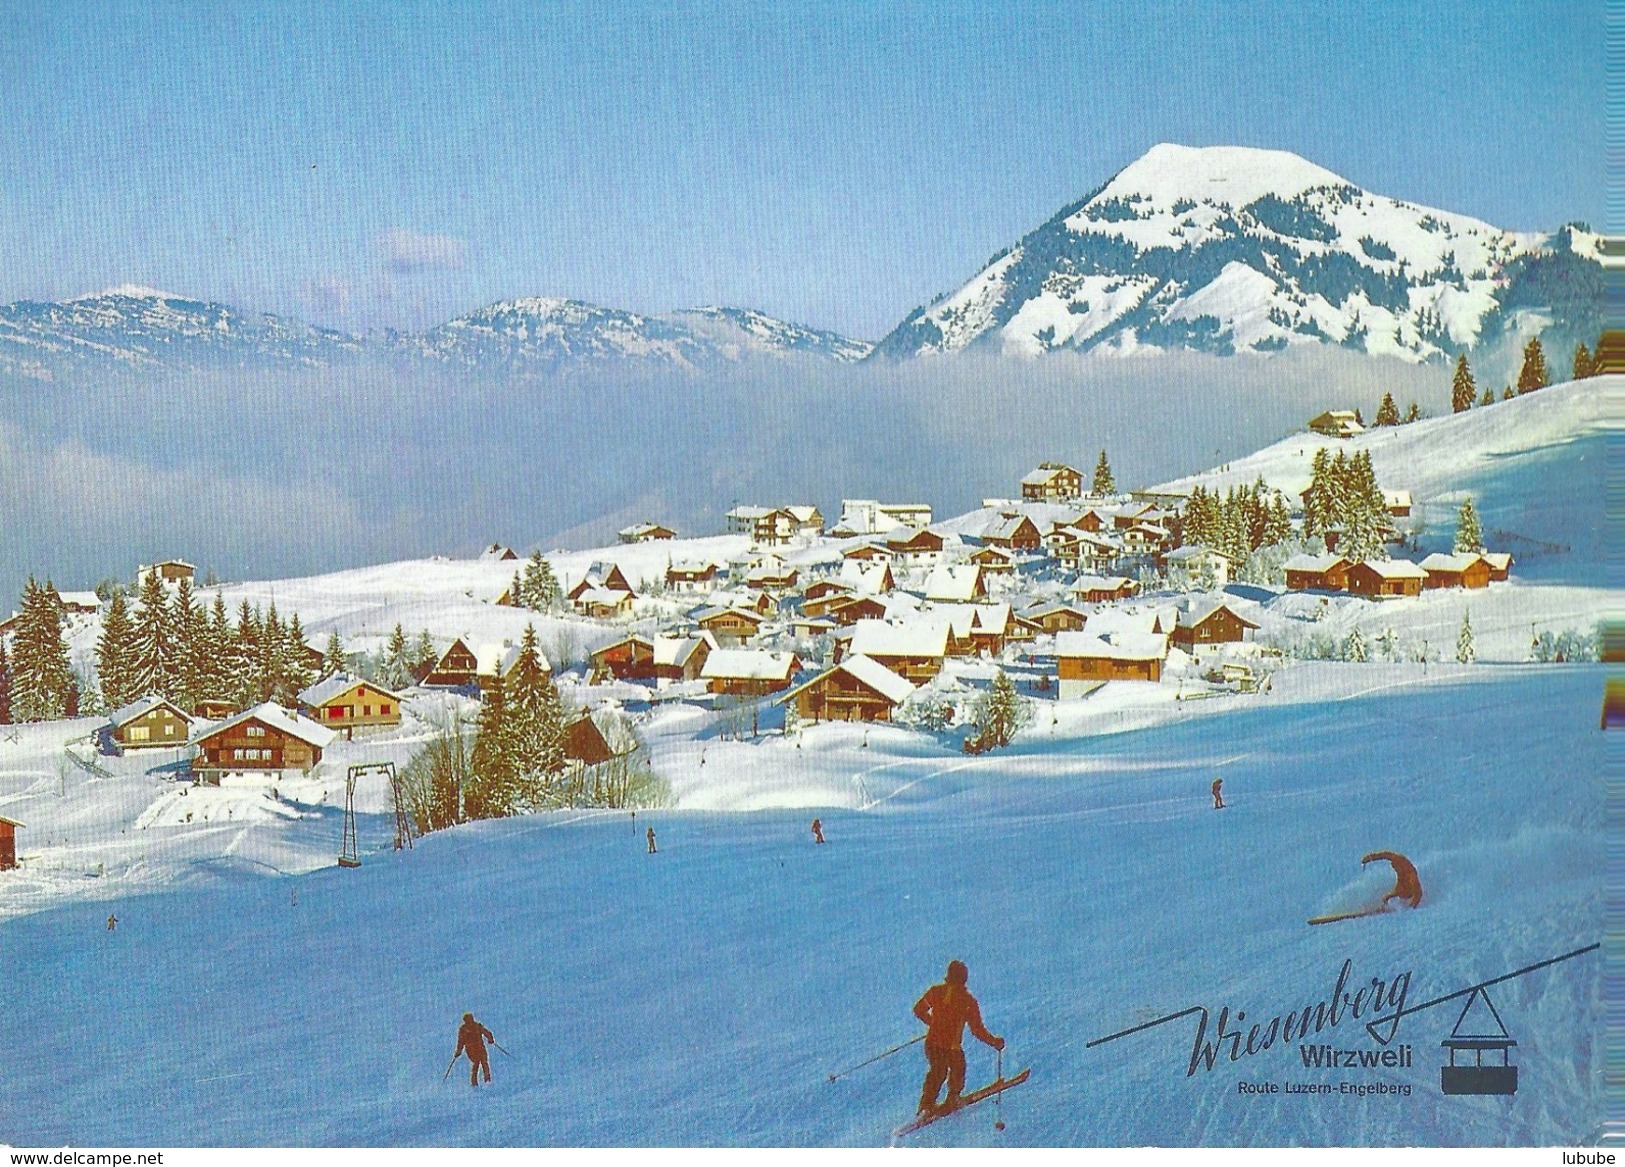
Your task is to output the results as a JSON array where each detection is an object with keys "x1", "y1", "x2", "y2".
[{"x1": 377, "y1": 229, "x2": 468, "y2": 272}]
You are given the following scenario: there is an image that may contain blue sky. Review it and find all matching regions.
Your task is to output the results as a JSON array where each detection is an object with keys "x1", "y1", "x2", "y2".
[{"x1": 0, "y1": 1, "x2": 1602, "y2": 339}]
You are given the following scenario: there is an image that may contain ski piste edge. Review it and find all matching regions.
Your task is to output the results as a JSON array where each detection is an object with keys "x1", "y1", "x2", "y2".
[
  {"x1": 893, "y1": 1068, "x2": 1031, "y2": 1138},
  {"x1": 1307, "y1": 906, "x2": 1388, "y2": 926}
]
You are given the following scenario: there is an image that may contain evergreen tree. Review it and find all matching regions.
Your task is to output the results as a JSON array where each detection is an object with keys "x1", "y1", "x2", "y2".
[
  {"x1": 1341, "y1": 504, "x2": 1384, "y2": 564},
  {"x1": 1572, "y1": 342, "x2": 1593, "y2": 381},
  {"x1": 1517, "y1": 337, "x2": 1548, "y2": 394},
  {"x1": 1501, "y1": 387, "x2": 1514, "y2": 401},
  {"x1": 972, "y1": 667, "x2": 1031, "y2": 750},
  {"x1": 0, "y1": 637, "x2": 10, "y2": 724},
  {"x1": 11, "y1": 578, "x2": 74, "y2": 721},
  {"x1": 1303, "y1": 448, "x2": 1331, "y2": 536},
  {"x1": 1375, "y1": 392, "x2": 1401, "y2": 426},
  {"x1": 260, "y1": 604, "x2": 287, "y2": 704},
  {"x1": 413, "y1": 630, "x2": 437, "y2": 680},
  {"x1": 323, "y1": 631, "x2": 346, "y2": 679},
  {"x1": 283, "y1": 613, "x2": 315, "y2": 701},
  {"x1": 127, "y1": 568, "x2": 172, "y2": 700},
  {"x1": 508, "y1": 571, "x2": 523, "y2": 607},
  {"x1": 200, "y1": 592, "x2": 232, "y2": 707},
  {"x1": 520, "y1": 552, "x2": 561, "y2": 612},
  {"x1": 1456, "y1": 610, "x2": 1475, "y2": 664},
  {"x1": 1454, "y1": 497, "x2": 1483, "y2": 554},
  {"x1": 95, "y1": 588, "x2": 136, "y2": 711},
  {"x1": 1092, "y1": 449, "x2": 1116, "y2": 496},
  {"x1": 383, "y1": 623, "x2": 411, "y2": 690},
  {"x1": 1478, "y1": 386, "x2": 1494, "y2": 407},
  {"x1": 1450, "y1": 354, "x2": 1476, "y2": 413},
  {"x1": 232, "y1": 601, "x2": 262, "y2": 707},
  {"x1": 503, "y1": 625, "x2": 566, "y2": 808},
  {"x1": 169, "y1": 576, "x2": 204, "y2": 713},
  {"x1": 1404, "y1": 402, "x2": 1421, "y2": 422},
  {"x1": 1262, "y1": 493, "x2": 1294, "y2": 547},
  {"x1": 468, "y1": 682, "x2": 517, "y2": 818},
  {"x1": 1343, "y1": 626, "x2": 1368, "y2": 663}
]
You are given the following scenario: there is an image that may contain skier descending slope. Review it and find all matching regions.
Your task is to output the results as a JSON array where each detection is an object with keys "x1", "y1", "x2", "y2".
[
  {"x1": 912, "y1": 960, "x2": 1004, "y2": 1114},
  {"x1": 1363, "y1": 850, "x2": 1423, "y2": 908},
  {"x1": 1211, "y1": 778, "x2": 1225, "y2": 809},
  {"x1": 454, "y1": 1013, "x2": 496, "y2": 1088}
]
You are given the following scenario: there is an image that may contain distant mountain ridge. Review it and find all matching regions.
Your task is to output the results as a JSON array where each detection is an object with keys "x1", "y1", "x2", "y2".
[
  {"x1": 873, "y1": 143, "x2": 1601, "y2": 363},
  {"x1": 0, "y1": 288, "x2": 874, "y2": 381}
]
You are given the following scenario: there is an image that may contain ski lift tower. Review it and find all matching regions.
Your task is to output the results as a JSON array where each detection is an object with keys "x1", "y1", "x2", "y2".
[
  {"x1": 337, "y1": 762, "x2": 413, "y2": 868},
  {"x1": 1440, "y1": 986, "x2": 1517, "y2": 1095},
  {"x1": 338, "y1": 767, "x2": 361, "y2": 868}
]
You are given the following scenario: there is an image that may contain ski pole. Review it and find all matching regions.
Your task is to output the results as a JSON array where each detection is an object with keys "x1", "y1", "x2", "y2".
[
  {"x1": 442, "y1": 1052, "x2": 461, "y2": 1082},
  {"x1": 491, "y1": 1039, "x2": 513, "y2": 1058},
  {"x1": 827, "y1": 1034, "x2": 925, "y2": 1082},
  {"x1": 994, "y1": 1047, "x2": 1006, "y2": 1131}
]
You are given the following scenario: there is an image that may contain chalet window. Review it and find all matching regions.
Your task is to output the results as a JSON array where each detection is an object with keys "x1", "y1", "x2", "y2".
[
  {"x1": 233, "y1": 749, "x2": 244, "y2": 760},
  {"x1": 379, "y1": 704, "x2": 391, "y2": 716},
  {"x1": 164, "y1": 723, "x2": 178, "y2": 736},
  {"x1": 129, "y1": 726, "x2": 150, "y2": 741},
  {"x1": 363, "y1": 705, "x2": 372, "y2": 716},
  {"x1": 246, "y1": 726, "x2": 266, "y2": 737},
  {"x1": 329, "y1": 708, "x2": 343, "y2": 720}
]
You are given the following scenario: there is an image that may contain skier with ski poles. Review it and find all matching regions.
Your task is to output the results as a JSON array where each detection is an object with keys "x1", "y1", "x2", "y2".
[
  {"x1": 452, "y1": 1012, "x2": 497, "y2": 1087},
  {"x1": 912, "y1": 960, "x2": 1003, "y2": 1114}
]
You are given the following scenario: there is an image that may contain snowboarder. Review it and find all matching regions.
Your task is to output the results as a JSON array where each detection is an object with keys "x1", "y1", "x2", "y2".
[
  {"x1": 1211, "y1": 778, "x2": 1225, "y2": 809},
  {"x1": 106, "y1": 914, "x2": 117, "y2": 931},
  {"x1": 1363, "y1": 851, "x2": 1422, "y2": 909},
  {"x1": 912, "y1": 960, "x2": 1004, "y2": 1114},
  {"x1": 812, "y1": 818, "x2": 825, "y2": 845},
  {"x1": 646, "y1": 826, "x2": 657, "y2": 854},
  {"x1": 454, "y1": 1012, "x2": 495, "y2": 1087}
]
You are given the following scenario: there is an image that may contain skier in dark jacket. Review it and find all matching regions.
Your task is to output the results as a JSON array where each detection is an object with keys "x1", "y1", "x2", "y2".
[
  {"x1": 912, "y1": 960, "x2": 1003, "y2": 1113},
  {"x1": 1211, "y1": 778, "x2": 1225, "y2": 809},
  {"x1": 646, "y1": 826, "x2": 657, "y2": 854},
  {"x1": 811, "y1": 818, "x2": 825, "y2": 844},
  {"x1": 455, "y1": 1013, "x2": 495, "y2": 1087}
]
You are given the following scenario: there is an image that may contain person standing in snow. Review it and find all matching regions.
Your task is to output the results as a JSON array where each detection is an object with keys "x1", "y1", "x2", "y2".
[
  {"x1": 913, "y1": 960, "x2": 1004, "y2": 1114},
  {"x1": 106, "y1": 914, "x2": 117, "y2": 931},
  {"x1": 454, "y1": 1012, "x2": 496, "y2": 1087},
  {"x1": 646, "y1": 826, "x2": 657, "y2": 854},
  {"x1": 1363, "y1": 851, "x2": 1422, "y2": 909},
  {"x1": 812, "y1": 818, "x2": 825, "y2": 844},
  {"x1": 1211, "y1": 778, "x2": 1225, "y2": 809}
]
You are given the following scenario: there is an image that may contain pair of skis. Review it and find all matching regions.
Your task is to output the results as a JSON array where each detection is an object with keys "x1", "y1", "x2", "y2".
[{"x1": 892, "y1": 1068, "x2": 1031, "y2": 1138}]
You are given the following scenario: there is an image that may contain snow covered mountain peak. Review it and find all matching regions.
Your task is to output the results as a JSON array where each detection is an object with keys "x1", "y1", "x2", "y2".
[
  {"x1": 873, "y1": 143, "x2": 1599, "y2": 364},
  {"x1": 67, "y1": 284, "x2": 189, "y2": 303}
]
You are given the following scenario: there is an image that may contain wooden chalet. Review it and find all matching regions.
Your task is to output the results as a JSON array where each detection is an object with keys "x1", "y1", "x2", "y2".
[
  {"x1": 1022, "y1": 602, "x2": 1090, "y2": 634},
  {"x1": 1283, "y1": 554, "x2": 1351, "y2": 592},
  {"x1": 139, "y1": 559, "x2": 196, "y2": 585},
  {"x1": 841, "y1": 619, "x2": 950, "y2": 682},
  {"x1": 193, "y1": 698, "x2": 237, "y2": 720},
  {"x1": 1120, "y1": 522, "x2": 1170, "y2": 557},
  {"x1": 695, "y1": 605, "x2": 766, "y2": 645},
  {"x1": 1070, "y1": 575, "x2": 1137, "y2": 604},
  {"x1": 298, "y1": 674, "x2": 404, "y2": 736},
  {"x1": 1481, "y1": 552, "x2": 1513, "y2": 582},
  {"x1": 564, "y1": 712, "x2": 620, "y2": 767},
  {"x1": 1055, "y1": 630, "x2": 1167, "y2": 693},
  {"x1": 838, "y1": 560, "x2": 896, "y2": 594},
  {"x1": 726, "y1": 505, "x2": 822, "y2": 546},
  {"x1": 568, "y1": 562, "x2": 634, "y2": 600},
  {"x1": 802, "y1": 585, "x2": 856, "y2": 618},
  {"x1": 924, "y1": 564, "x2": 986, "y2": 603},
  {"x1": 590, "y1": 635, "x2": 656, "y2": 683},
  {"x1": 886, "y1": 527, "x2": 945, "y2": 566},
  {"x1": 1051, "y1": 531, "x2": 1121, "y2": 573},
  {"x1": 666, "y1": 561, "x2": 721, "y2": 593},
  {"x1": 573, "y1": 588, "x2": 635, "y2": 618},
  {"x1": 802, "y1": 577, "x2": 853, "y2": 603},
  {"x1": 1068, "y1": 508, "x2": 1113, "y2": 533},
  {"x1": 825, "y1": 594, "x2": 889, "y2": 626},
  {"x1": 700, "y1": 649, "x2": 798, "y2": 697},
  {"x1": 744, "y1": 559, "x2": 799, "y2": 591},
  {"x1": 932, "y1": 603, "x2": 1013, "y2": 656},
  {"x1": 1420, "y1": 553, "x2": 1491, "y2": 590},
  {"x1": 618, "y1": 522, "x2": 676, "y2": 544},
  {"x1": 1164, "y1": 545, "x2": 1231, "y2": 589},
  {"x1": 106, "y1": 695, "x2": 194, "y2": 751},
  {"x1": 841, "y1": 542, "x2": 894, "y2": 563},
  {"x1": 1307, "y1": 410, "x2": 1365, "y2": 437},
  {"x1": 792, "y1": 616, "x2": 837, "y2": 639},
  {"x1": 652, "y1": 635, "x2": 713, "y2": 684},
  {"x1": 0, "y1": 815, "x2": 21, "y2": 870},
  {"x1": 1383, "y1": 490, "x2": 1413, "y2": 518},
  {"x1": 969, "y1": 545, "x2": 1016, "y2": 573},
  {"x1": 781, "y1": 654, "x2": 915, "y2": 723},
  {"x1": 1113, "y1": 504, "x2": 1160, "y2": 529},
  {"x1": 423, "y1": 638, "x2": 480, "y2": 687},
  {"x1": 1020, "y1": 462, "x2": 1084, "y2": 502},
  {"x1": 1170, "y1": 603, "x2": 1260, "y2": 649},
  {"x1": 57, "y1": 591, "x2": 102, "y2": 615},
  {"x1": 190, "y1": 703, "x2": 336, "y2": 781},
  {"x1": 982, "y1": 513, "x2": 1042, "y2": 551},
  {"x1": 1345, "y1": 559, "x2": 1426, "y2": 598},
  {"x1": 479, "y1": 543, "x2": 518, "y2": 562}
]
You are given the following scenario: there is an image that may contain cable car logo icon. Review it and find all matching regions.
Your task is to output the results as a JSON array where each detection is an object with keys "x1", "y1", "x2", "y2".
[{"x1": 1440, "y1": 986, "x2": 1516, "y2": 1096}]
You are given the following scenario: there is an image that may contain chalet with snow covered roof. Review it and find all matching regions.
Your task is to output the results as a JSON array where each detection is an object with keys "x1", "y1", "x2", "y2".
[
  {"x1": 803, "y1": 577, "x2": 853, "y2": 603},
  {"x1": 568, "y1": 562, "x2": 634, "y2": 600},
  {"x1": 56, "y1": 592, "x2": 101, "y2": 615},
  {"x1": 1068, "y1": 508, "x2": 1113, "y2": 533},
  {"x1": 590, "y1": 635, "x2": 656, "y2": 683},
  {"x1": 1307, "y1": 410, "x2": 1365, "y2": 438},
  {"x1": 1049, "y1": 530, "x2": 1121, "y2": 573},
  {"x1": 1345, "y1": 559, "x2": 1426, "y2": 598},
  {"x1": 841, "y1": 542, "x2": 894, "y2": 563},
  {"x1": 573, "y1": 588, "x2": 635, "y2": 618},
  {"x1": 802, "y1": 584, "x2": 854, "y2": 619},
  {"x1": 190, "y1": 702, "x2": 336, "y2": 781},
  {"x1": 824, "y1": 595, "x2": 889, "y2": 626},
  {"x1": 781, "y1": 654, "x2": 915, "y2": 723},
  {"x1": 298, "y1": 675, "x2": 404, "y2": 736},
  {"x1": 1120, "y1": 522, "x2": 1170, "y2": 557},
  {"x1": 969, "y1": 545, "x2": 1016, "y2": 574},
  {"x1": 423, "y1": 638, "x2": 480, "y2": 687},
  {"x1": 695, "y1": 605, "x2": 766, "y2": 646},
  {"x1": 1021, "y1": 463, "x2": 1084, "y2": 502},
  {"x1": 1283, "y1": 554, "x2": 1351, "y2": 592},
  {"x1": 1481, "y1": 552, "x2": 1513, "y2": 582},
  {"x1": 838, "y1": 560, "x2": 895, "y2": 594},
  {"x1": 1382, "y1": 490, "x2": 1413, "y2": 518},
  {"x1": 1021, "y1": 602, "x2": 1090, "y2": 634},
  {"x1": 833, "y1": 500, "x2": 934, "y2": 536},
  {"x1": 934, "y1": 602, "x2": 1014, "y2": 656},
  {"x1": 726, "y1": 505, "x2": 822, "y2": 546},
  {"x1": 840, "y1": 619, "x2": 950, "y2": 682},
  {"x1": 618, "y1": 522, "x2": 676, "y2": 544},
  {"x1": 924, "y1": 564, "x2": 986, "y2": 603},
  {"x1": 784, "y1": 506, "x2": 824, "y2": 538},
  {"x1": 1055, "y1": 631, "x2": 1167, "y2": 693},
  {"x1": 1170, "y1": 603, "x2": 1259, "y2": 649},
  {"x1": 886, "y1": 527, "x2": 945, "y2": 567},
  {"x1": 1420, "y1": 553, "x2": 1491, "y2": 590},
  {"x1": 479, "y1": 543, "x2": 518, "y2": 562},
  {"x1": 744, "y1": 559, "x2": 799, "y2": 592},
  {"x1": 652, "y1": 635, "x2": 713, "y2": 684},
  {"x1": 1070, "y1": 575, "x2": 1137, "y2": 604},
  {"x1": 700, "y1": 649, "x2": 798, "y2": 697},
  {"x1": 0, "y1": 815, "x2": 21, "y2": 870},
  {"x1": 138, "y1": 560, "x2": 196, "y2": 586},
  {"x1": 106, "y1": 696, "x2": 194, "y2": 752},
  {"x1": 981, "y1": 513, "x2": 1042, "y2": 551},
  {"x1": 666, "y1": 561, "x2": 721, "y2": 593},
  {"x1": 792, "y1": 616, "x2": 837, "y2": 639},
  {"x1": 1164, "y1": 545, "x2": 1232, "y2": 589}
]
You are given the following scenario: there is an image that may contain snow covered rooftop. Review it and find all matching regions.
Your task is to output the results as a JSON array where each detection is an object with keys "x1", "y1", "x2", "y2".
[
  {"x1": 700, "y1": 649, "x2": 797, "y2": 682},
  {"x1": 1419, "y1": 553, "x2": 1486, "y2": 573},
  {"x1": 297, "y1": 673, "x2": 406, "y2": 707},
  {"x1": 849, "y1": 619, "x2": 950, "y2": 658},
  {"x1": 923, "y1": 564, "x2": 982, "y2": 602},
  {"x1": 785, "y1": 653, "x2": 915, "y2": 707},
  {"x1": 190, "y1": 702, "x2": 337, "y2": 749},
  {"x1": 1054, "y1": 631, "x2": 1168, "y2": 661},
  {"x1": 1355, "y1": 559, "x2": 1427, "y2": 579},
  {"x1": 1283, "y1": 553, "x2": 1349, "y2": 573},
  {"x1": 107, "y1": 695, "x2": 192, "y2": 730}
]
